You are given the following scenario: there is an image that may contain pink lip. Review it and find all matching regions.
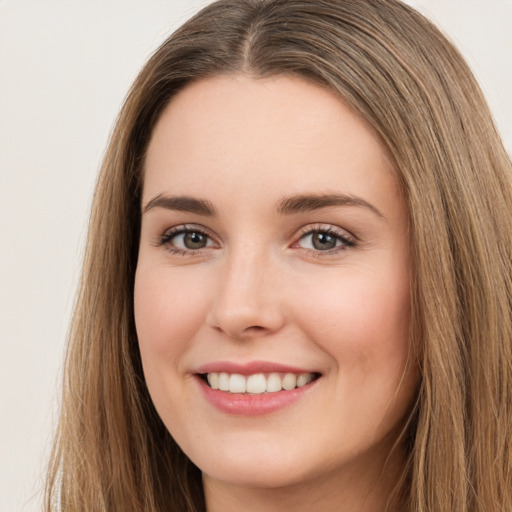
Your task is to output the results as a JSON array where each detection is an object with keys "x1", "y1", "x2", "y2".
[
  {"x1": 198, "y1": 381, "x2": 316, "y2": 415},
  {"x1": 193, "y1": 361, "x2": 320, "y2": 416},
  {"x1": 195, "y1": 360, "x2": 315, "y2": 376}
]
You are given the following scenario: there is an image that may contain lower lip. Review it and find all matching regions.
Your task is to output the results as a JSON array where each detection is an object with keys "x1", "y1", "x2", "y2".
[{"x1": 197, "y1": 377, "x2": 318, "y2": 416}]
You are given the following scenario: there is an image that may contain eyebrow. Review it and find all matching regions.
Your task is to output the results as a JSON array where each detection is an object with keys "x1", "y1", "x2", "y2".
[
  {"x1": 276, "y1": 193, "x2": 385, "y2": 219},
  {"x1": 142, "y1": 192, "x2": 384, "y2": 219},
  {"x1": 143, "y1": 194, "x2": 216, "y2": 215}
]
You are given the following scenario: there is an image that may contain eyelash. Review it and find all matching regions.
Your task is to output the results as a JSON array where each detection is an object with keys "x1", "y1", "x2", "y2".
[
  {"x1": 156, "y1": 224, "x2": 215, "y2": 256},
  {"x1": 293, "y1": 225, "x2": 356, "y2": 256},
  {"x1": 155, "y1": 224, "x2": 356, "y2": 256}
]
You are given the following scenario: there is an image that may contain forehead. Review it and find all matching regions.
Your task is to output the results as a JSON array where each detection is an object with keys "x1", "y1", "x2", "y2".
[{"x1": 143, "y1": 74, "x2": 402, "y2": 216}]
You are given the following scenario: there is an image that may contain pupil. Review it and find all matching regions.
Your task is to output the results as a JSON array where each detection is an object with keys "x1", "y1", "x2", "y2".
[
  {"x1": 184, "y1": 232, "x2": 206, "y2": 249},
  {"x1": 313, "y1": 232, "x2": 336, "y2": 250}
]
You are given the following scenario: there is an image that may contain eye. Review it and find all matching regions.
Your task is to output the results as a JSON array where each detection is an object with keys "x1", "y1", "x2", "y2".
[
  {"x1": 174, "y1": 231, "x2": 209, "y2": 249},
  {"x1": 158, "y1": 225, "x2": 217, "y2": 254},
  {"x1": 295, "y1": 226, "x2": 355, "y2": 253}
]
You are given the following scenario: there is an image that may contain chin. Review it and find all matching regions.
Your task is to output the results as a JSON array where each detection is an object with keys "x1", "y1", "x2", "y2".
[
  {"x1": 201, "y1": 461, "x2": 311, "y2": 490},
  {"x1": 187, "y1": 440, "x2": 313, "y2": 489}
]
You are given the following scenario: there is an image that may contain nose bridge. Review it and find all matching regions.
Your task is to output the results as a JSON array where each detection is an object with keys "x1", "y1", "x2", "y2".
[{"x1": 208, "y1": 241, "x2": 284, "y2": 338}]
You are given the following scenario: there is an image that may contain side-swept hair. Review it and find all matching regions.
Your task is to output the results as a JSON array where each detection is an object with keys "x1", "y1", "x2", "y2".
[{"x1": 45, "y1": 1, "x2": 512, "y2": 510}]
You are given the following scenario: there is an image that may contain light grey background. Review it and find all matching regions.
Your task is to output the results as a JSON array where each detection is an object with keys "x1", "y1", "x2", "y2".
[{"x1": 1, "y1": 1, "x2": 510, "y2": 511}]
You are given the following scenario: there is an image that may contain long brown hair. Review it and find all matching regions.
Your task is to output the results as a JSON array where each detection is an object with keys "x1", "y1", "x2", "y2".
[{"x1": 45, "y1": 1, "x2": 512, "y2": 510}]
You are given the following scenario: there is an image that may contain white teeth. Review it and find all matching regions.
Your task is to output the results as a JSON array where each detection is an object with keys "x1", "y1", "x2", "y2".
[
  {"x1": 297, "y1": 373, "x2": 313, "y2": 387},
  {"x1": 218, "y1": 372, "x2": 229, "y2": 391},
  {"x1": 229, "y1": 373, "x2": 246, "y2": 393},
  {"x1": 207, "y1": 372, "x2": 219, "y2": 389},
  {"x1": 246, "y1": 373, "x2": 267, "y2": 394},
  {"x1": 204, "y1": 371, "x2": 316, "y2": 394},
  {"x1": 282, "y1": 373, "x2": 297, "y2": 390},
  {"x1": 266, "y1": 372, "x2": 282, "y2": 393}
]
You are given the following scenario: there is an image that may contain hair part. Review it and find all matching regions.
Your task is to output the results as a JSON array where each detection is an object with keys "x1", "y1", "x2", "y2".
[{"x1": 46, "y1": 1, "x2": 512, "y2": 511}]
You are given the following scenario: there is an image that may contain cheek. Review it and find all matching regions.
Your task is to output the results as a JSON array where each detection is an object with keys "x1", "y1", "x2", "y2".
[
  {"x1": 133, "y1": 265, "x2": 211, "y2": 363},
  {"x1": 293, "y1": 266, "x2": 411, "y2": 376},
  {"x1": 133, "y1": 264, "x2": 214, "y2": 434}
]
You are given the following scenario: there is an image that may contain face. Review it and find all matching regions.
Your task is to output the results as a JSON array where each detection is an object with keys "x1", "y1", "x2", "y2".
[{"x1": 135, "y1": 75, "x2": 417, "y2": 495}]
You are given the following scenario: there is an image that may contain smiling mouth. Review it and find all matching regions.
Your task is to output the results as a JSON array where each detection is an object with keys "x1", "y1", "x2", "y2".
[{"x1": 199, "y1": 372, "x2": 321, "y2": 394}]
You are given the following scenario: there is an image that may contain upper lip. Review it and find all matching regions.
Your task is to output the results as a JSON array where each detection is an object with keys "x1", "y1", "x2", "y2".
[{"x1": 194, "y1": 360, "x2": 319, "y2": 376}]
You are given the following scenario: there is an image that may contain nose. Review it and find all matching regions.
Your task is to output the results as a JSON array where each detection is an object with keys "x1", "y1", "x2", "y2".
[{"x1": 206, "y1": 248, "x2": 286, "y2": 339}]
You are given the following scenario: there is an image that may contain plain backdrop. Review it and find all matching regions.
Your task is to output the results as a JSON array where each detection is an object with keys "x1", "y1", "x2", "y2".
[{"x1": 1, "y1": 1, "x2": 510, "y2": 511}]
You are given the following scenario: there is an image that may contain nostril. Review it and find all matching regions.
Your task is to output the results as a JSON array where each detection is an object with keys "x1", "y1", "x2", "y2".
[
  {"x1": 240, "y1": 325, "x2": 272, "y2": 337},
  {"x1": 206, "y1": 297, "x2": 286, "y2": 338}
]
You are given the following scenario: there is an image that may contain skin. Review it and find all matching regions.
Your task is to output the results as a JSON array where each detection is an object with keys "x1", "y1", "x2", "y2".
[{"x1": 134, "y1": 74, "x2": 418, "y2": 511}]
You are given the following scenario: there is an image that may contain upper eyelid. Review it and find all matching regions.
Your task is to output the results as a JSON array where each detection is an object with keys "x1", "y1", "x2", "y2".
[
  {"x1": 160, "y1": 222, "x2": 352, "y2": 235},
  {"x1": 162, "y1": 223, "x2": 214, "y2": 237},
  {"x1": 294, "y1": 223, "x2": 356, "y2": 240}
]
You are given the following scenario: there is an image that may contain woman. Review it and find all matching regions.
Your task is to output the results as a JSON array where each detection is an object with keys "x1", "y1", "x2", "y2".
[{"x1": 45, "y1": 0, "x2": 512, "y2": 511}]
